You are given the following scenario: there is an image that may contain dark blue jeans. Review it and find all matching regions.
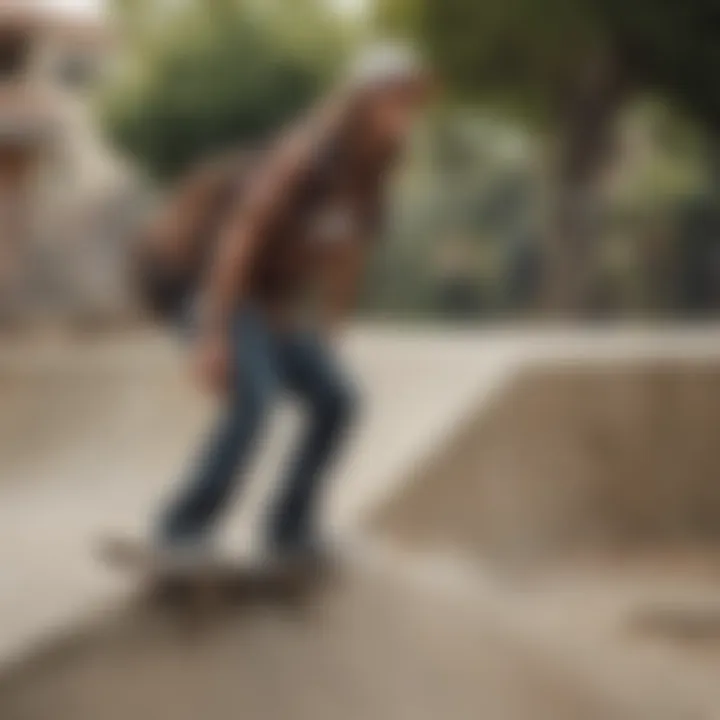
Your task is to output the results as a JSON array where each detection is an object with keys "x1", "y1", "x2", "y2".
[{"x1": 159, "y1": 308, "x2": 357, "y2": 548}]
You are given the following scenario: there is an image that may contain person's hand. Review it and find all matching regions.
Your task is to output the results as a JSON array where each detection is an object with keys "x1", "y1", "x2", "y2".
[{"x1": 193, "y1": 329, "x2": 231, "y2": 395}]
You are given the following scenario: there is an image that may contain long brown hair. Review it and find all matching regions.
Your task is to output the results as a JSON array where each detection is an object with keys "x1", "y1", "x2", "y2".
[{"x1": 310, "y1": 84, "x2": 401, "y2": 225}]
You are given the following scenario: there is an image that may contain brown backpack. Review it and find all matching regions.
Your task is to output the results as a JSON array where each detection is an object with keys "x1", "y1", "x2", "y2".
[{"x1": 135, "y1": 149, "x2": 259, "y2": 320}]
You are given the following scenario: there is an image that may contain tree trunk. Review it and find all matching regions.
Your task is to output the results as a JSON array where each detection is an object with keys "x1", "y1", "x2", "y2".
[{"x1": 543, "y1": 55, "x2": 627, "y2": 316}]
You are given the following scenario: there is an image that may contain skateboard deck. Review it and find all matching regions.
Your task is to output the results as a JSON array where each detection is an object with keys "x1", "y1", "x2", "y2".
[{"x1": 98, "y1": 536, "x2": 324, "y2": 606}]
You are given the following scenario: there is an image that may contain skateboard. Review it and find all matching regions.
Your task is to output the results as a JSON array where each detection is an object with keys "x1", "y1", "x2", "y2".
[{"x1": 97, "y1": 536, "x2": 326, "y2": 608}]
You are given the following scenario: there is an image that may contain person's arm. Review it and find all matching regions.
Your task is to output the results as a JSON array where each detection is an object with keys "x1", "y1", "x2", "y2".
[
  {"x1": 199, "y1": 97, "x2": 348, "y2": 335},
  {"x1": 192, "y1": 105, "x2": 346, "y2": 392},
  {"x1": 188, "y1": 138, "x2": 306, "y2": 392},
  {"x1": 199, "y1": 142, "x2": 301, "y2": 333}
]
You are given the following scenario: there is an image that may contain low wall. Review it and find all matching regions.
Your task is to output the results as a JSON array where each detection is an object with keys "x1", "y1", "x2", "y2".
[{"x1": 373, "y1": 361, "x2": 720, "y2": 564}]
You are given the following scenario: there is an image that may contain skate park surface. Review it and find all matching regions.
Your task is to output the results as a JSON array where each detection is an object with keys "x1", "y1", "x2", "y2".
[{"x1": 1, "y1": 326, "x2": 720, "y2": 719}]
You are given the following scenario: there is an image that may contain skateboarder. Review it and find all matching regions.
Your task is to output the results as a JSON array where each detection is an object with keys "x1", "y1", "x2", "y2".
[{"x1": 141, "y1": 45, "x2": 433, "y2": 564}]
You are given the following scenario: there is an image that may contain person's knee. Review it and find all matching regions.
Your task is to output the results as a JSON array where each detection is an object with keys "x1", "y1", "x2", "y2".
[
  {"x1": 228, "y1": 380, "x2": 273, "y2": 432},
  {"x1": 314, "y1": 379, "x2": 358, "y2": 430}
]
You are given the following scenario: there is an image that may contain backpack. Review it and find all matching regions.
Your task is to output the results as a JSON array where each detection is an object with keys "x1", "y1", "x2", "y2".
[
  {"x1": 134, "y1": 150, "x2": 258, "y2": 321},
  {"x1": 134, "y1": 120, "x2": 380, "y2": 321}
]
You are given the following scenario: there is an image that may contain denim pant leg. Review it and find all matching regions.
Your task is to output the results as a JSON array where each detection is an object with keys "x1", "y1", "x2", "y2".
[
  {"x1": 267, "y1": 331, "x2": 358, "y2": 546},
  {"x1": 159, "y1": 310, "x2": 278, "y2": 541}
]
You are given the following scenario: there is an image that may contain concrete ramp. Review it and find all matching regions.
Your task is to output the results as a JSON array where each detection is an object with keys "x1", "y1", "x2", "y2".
[
  {"x1": 374, "y1": 360, "x2": 720, "y2": 565},
  {"x1": 0, "y1": 549, "x2": 679, "y2": 720}
]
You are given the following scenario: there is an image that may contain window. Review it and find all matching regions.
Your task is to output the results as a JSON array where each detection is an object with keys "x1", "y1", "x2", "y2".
[{"x1": 0, "y1": 31, "x2": 30, "y2": 79}]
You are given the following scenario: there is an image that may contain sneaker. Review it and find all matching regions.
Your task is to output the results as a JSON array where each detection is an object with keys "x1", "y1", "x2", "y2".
[
  {"x1": 152, "y1": 533, "x2": 217, "y2": 574},
  {"x1": 264, "y1": 532, "x2": 349, "y2": 575}
]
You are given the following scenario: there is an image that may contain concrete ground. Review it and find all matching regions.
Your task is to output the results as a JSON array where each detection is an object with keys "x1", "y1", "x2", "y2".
[
  {"x1": 1, "y1": 325, "x2": 720, "y2": 719},
  {"x1": 0, "y1": 326, "x2": 516, "y2": 666}
]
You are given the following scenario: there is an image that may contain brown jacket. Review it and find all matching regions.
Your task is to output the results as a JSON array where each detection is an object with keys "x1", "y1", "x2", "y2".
[{"x1": 139, "y1": 94, "x2": 389, "y2": 322}]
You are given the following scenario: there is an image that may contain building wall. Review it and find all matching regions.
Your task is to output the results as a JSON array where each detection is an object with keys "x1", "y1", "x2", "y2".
[{"x1": 0, "y1": 12, "x2": 142, "y2": 327}]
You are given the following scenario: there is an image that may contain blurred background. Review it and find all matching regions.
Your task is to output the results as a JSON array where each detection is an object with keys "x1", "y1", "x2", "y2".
[
  {"x1": 1, "y1": 1, "x2": 720, "y2": 718},
  {"x1": 0, "y1": 0, "x2": 718, "y2": 328}
]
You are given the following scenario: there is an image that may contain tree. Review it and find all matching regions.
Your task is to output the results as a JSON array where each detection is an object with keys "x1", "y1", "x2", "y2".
[
  {"x1": 377, "y1": 0, "x2": 720, "y2": 313},
  {"x1": 103, "y1": 0, "x2": 340, "y2": 180}
]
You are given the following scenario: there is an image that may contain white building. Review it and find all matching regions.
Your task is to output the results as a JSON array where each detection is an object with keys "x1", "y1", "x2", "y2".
[{"x1": 0, "y1": 1, "x2": 140, "y2": 327}]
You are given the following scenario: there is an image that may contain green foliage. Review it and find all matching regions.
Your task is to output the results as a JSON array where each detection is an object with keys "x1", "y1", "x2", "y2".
[
  {"x1": 377, "y1": 0, "x2": 606, "y2": 124},
  {"x1": 376, "y1": 0, "x2": 720, "y2": 132},
  {"x1": 598, "y1": 0, "x2": 720, "y2": 131},
  {"x1": 103, "y1": 0, "x2": 335, "y2": 180}
]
